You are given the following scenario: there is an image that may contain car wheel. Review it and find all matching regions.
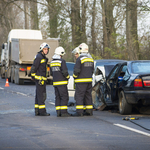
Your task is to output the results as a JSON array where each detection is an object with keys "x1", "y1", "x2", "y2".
[{"x1": 119, "y1": 91, "x2": 132, "y2": 115}]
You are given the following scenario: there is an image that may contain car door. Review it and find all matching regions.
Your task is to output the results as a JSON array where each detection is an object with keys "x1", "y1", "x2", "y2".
[
  {"x1": 106, "y1": 63, "x2": 127, "y2": 102},
  {"x1": 105, "y1": 64, "x2": 122, "y2": 103}
]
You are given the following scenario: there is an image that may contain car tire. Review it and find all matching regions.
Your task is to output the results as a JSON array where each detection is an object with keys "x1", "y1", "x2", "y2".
[{"x1": 119, "y1": 91, "x2": 132, "y2": 115}]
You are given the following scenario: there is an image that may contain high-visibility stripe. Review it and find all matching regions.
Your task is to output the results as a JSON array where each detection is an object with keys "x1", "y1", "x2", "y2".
[
  {"x1": 35, "y1": 104, "x2": 39, "y2": 108},
  {"x1": 51, "y1": 60, "x2": 61, "y2": 64},
  {"x1": 41, "y1": 59, "x2": 46, "y2": 63},
  {"x1": 31, "y1": 73, "x2": 36, "y2": 76},
  {"x1": 73, "y1": 74, "x2": 77, "y2": 78},
  {"x1": 53, "y1": 81, "x2": 68, "y2": 86},
  {"x1": 34, "y1": 75, "x2": 47, "y2": 80},
  {"x1": 81, "y1": 58, "x2": 94, "y2": 64},
  {"x1": 83, "y1": 106, "x2": 86, "y2": 110},
  {"x1": 56, "y1": 106, "x2": 61, "y2": 110},
  {"x1": 80, "y1": 57, "x2": 87, "y2": 60},
  {"x1": 76, "y1": 105, "x2": 84, "y2": 109},
  {"x1": 61, "y1": 106, "x2": 68, "y2": 110},
  {"x1": 39, "y1": 105, "x2": 45, "y2": 109},
  {"x1": 50, "y1": 63, "x2": 61, "y2": 67},
  {"x1": 74, "y1": 78, "x2": 92, "y2": 83},
  {"x1": 66, "y1": 75, "x2": 70, "y2": 79},
  {"x1": 86, "y1": 105, "x2": 93, "y2": 109}
]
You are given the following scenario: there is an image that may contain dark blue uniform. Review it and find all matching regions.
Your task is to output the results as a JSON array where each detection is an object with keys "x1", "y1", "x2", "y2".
[
  {"x1": 73, "y1": 54, "x2": 94, "y2": 115},
  {"x1": 31, "y1": 51, "x2": 48, "y2": 115},
  {"x1": 50, "y1": 58, "x2": 70, "y2": 116}
]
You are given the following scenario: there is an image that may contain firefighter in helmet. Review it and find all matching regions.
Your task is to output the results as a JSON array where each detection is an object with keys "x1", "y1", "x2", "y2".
[
  {"x1": 73, "y1": 43, "x2": 94, "y2": 116},
  {"x1": 72, "y1": 47, "x2": 80, "y2": 60},
  {"x1": 50, "y1": 46, "x2": 71, "y2": 117},
  {"x1": 31, "y1": 42, "x2": 50, "y2": 116}
]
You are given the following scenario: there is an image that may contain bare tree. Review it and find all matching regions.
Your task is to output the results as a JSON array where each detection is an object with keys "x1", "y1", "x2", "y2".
[
  {"x1": 100, "y1": 0, "x2": 116, "y2": 58},
  {"x1": 46, "y1": 0, "x2": 59, "y2": 38},
  {"x1": 30, "y1": 0, "x2": 39, "y2": 30},
  {"x1": 126, "y1": 0, "x2": 140, "y2": 60},
  {"x1": 71, "y1": 0, "x2": 81, "y2": 46},
  {"x1": 91, "y1": 0, "x2": 96, "y2": 55},
  {"x1": 24, "y1": 0, "x2": 29, "y2": 29}
]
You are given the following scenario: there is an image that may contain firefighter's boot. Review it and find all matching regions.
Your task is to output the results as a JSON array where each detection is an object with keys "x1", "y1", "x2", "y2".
[
  {"x1": 57, "y1": 110, "x2": 61, "y2": 117},
  {"x1": 61, "y1": 112, "x2": 72, "y2": 117},
  {"x1": 35, "y1": 109, "x2": 39, "y2": 116},
  {"x1": 39, "y1": 112, "x2": 50, "y2": 116}
]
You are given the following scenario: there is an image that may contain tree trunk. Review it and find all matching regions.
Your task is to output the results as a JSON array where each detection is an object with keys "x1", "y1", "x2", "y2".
[
  {"x1": 47, "y1": 0, "x2": 58, "y2": 38},
  {"x1": 101, "y1": 0, "x2": 116, "y2": 58},
  {"x1": 71, "y1": 0, "x2": 81, "y2": 47},
  {"x1": 24, "y1": 1, "x2": 29, "y2": 29},
  {"x1": 126, "y1": 0, "x2": 140, "y2": 60},
  {"x1": 30, "y1": 0, "x2": 39, "y2": 30},
  {"x1": 81, "y1": 0, "x2": 87, "y2": 43},
  {"x1": 91, "y1": 0, "x2": 96, "y2": 55}
]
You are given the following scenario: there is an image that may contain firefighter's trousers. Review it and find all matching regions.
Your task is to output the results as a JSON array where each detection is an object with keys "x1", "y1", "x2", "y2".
[
  {"x1": 35, "y1": 80, "x2": 47, "y2": 114},
  {"x1": 75, "y1": 83, "x2": 93, "y2": 114},
  {"x1": 54, "y1": 85, "x2": 69, "y2": 114}
]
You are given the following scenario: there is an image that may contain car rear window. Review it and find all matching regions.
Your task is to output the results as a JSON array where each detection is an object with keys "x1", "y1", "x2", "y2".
[{"x1": 131, "y1": 62, "x2": 150, "y2": 73}]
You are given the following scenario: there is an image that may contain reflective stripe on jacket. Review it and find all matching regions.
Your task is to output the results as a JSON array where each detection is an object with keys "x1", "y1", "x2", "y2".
[
  {"x1": 31, "y1": 51, "x2": 48, "y2": 80},
  {"x1": 73, "y1": 55, "x2": 94, "y2": 83},
  {"x1": 50, "y1": 58, "x2": 69, "y2": 86}
]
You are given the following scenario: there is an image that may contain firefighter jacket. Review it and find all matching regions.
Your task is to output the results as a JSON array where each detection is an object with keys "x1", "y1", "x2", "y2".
[
  {"x1": 50, "y1": 55, "x2": 70, "y2": 86},
  {"x1": 73, "y1": 53, "x2": 94, "y2": 83},
  {"x1": 31, "y1": 51, "x2": 48, "y2": 81}
]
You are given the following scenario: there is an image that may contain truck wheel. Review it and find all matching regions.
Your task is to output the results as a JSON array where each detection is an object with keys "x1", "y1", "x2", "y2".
[
  {"x1": 15, "y1": 69, "x2": 24, "y2": 85},
  {"x1": 11, "y1": 67, "x2": 14, "y2": 83},
  {"x1": 119, "y1": 91, "x2": 132, "y2": 115}
]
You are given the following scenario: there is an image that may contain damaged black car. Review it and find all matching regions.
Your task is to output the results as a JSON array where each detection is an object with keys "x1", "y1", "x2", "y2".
[{"x1": 93, "y1": 60, "x2": 150, "y2": 115}]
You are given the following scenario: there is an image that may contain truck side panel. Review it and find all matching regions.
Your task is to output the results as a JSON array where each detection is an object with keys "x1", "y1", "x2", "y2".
[{"x1": 11, "y1": 39, "x2": 58, "y2": 64}]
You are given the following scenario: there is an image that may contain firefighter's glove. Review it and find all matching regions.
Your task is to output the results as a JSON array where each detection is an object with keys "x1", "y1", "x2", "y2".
[
  {"x1": 38, "y1": 79, "x2": 44, "y2": 86},
  {"x1": 73, "y1": 74, "x2": 77, "y2": 79},
  {"x1": 66, "y1": 75, "x2": 70, "y2": 80}
]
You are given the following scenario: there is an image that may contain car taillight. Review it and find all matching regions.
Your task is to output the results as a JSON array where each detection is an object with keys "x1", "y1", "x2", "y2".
[
  {"x1": 19, "y1": 68, "x2": 26, "y2": 71},
  {"x1": 143, "y1": 80, "x2": 150, "y2": 87},
  {"x1": 134, "y1": 78, "x2": 143, "y2": 87}
]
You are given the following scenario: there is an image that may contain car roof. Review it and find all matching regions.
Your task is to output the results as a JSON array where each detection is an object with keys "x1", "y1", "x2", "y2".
[{"x1": 95, "y1": 59, "x2": 126, "y2": 66}]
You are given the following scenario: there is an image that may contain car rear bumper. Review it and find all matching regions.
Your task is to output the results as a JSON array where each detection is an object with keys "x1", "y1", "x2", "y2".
[{"x1": 124, "y1": 90, "x2": 150, "y2": 105}]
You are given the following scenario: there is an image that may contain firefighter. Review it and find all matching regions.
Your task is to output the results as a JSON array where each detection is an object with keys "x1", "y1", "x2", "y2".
[
  {"x1": 72, "y1": 47, "x2": 80, "y2": 59},
  {"x1": 50, "y1": 46, "x2": 71, "y2": 117},
  {"x1": 73, "y1": 43, "x2": 94, "y2": 116},
  {"x1": 31, "y1": 42, "x2": 50, "y2": 116}
]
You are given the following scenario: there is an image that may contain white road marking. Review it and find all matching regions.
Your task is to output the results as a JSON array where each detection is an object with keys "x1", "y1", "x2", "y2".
[
  {"x1": 16, "y1": 92, "x2": 28, "y2": 96},
  {"x1": 114, "y1": 123, "x2": 150, "y2": 137},
  {"x1": 0, "y1": 87, "x2": 4, "y2": 90},
  {"x1": 49, "y1": 102, "x2": 55, "y2": 105}
]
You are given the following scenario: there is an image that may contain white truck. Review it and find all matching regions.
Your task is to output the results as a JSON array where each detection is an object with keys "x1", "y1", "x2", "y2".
[{"x1": 0, "y1": 29, "x2": 59, "y2": 84}]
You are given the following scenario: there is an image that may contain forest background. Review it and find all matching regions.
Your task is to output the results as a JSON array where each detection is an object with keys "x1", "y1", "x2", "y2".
[{"x1": 0, "y1": 0, "x2": 150, "y2": 62}]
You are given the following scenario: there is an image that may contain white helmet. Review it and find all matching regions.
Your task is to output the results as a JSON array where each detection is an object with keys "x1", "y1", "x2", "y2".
[
  {"x1": 72, "y1": 47, "x2": 80, "y2": 54},
  {"x1": 79, "y1": 43, "x2": 88, "y2": 53},
  {"x1": 55, "y1": 46, "x2": 66, "y2": 56},
  {"x1": 40, "y1": 43, "x2": 50, "y2": 53}
]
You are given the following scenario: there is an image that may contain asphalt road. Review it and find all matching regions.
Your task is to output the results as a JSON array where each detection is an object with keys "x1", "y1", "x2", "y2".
[{"x1": 0, "y1": 78, "x2": 150, "y2": 150}]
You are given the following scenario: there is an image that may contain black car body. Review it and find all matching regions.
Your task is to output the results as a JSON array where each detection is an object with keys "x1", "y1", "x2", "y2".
[
  {"x1": 100, "y1": 60, "x2": 150, "y2": 115},
  {"x1": 92, "y1": 59, "x2": 126, "y2": 109}
]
